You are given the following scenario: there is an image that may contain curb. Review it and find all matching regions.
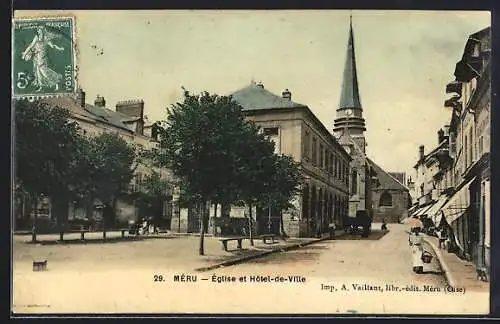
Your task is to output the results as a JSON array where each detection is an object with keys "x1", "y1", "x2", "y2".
[
  {"x1": 423, "y1": 236, "x2": 457, "y2": 287},
  {"x1": 195, "y1": 234, "x2": 341, "y2": 272}
]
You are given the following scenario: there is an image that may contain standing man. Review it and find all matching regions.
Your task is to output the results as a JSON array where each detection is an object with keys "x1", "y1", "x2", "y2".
[
  {"x1": 438, "y1": 227, "x2": 448, "y2": 249},
  {"x1": 328, "y1": 222, "x2": 336, "y2": 240}
]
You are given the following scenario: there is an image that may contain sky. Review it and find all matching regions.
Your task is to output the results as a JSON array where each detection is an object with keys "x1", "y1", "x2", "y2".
[{"x1": 15, "y1": 10, "x2": 490, "y2": 178}]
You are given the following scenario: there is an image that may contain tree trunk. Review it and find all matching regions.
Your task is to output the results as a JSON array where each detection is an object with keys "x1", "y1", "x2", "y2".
[
  {"x1": 247, "y1": 202, "x2": 254, "y2": 246},
  {"x1": 212, "y1": 203, "x2": 218, "y2": 236},
  {"x1": 31, "y1": 194, "x2": 38, "y2": 242},
  {"x1": 280, "y1": 210, "x2": 288, "y2": 240},
  {"x1": 198, "y1": 200, "x2": 206, "y2": 256}
]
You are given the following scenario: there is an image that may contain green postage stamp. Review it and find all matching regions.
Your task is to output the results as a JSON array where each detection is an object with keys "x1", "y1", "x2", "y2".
[{"x1": 12, "y1": 16, "x2": 77, "y2": 98}]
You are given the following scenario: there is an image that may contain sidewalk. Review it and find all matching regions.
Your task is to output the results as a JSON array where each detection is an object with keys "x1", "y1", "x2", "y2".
[{"x1": 423, "y1": 235, "x2": 489, "y2": 292}]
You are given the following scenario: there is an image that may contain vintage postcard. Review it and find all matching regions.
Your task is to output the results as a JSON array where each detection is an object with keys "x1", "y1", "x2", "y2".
[{"x1": 11, "y1": 10, "x2": 491, "y2": 315}]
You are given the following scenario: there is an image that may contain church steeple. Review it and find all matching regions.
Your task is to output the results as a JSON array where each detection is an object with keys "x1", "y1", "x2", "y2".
[
  {"x1": 333, "y1": 14, "x2": 366, "y2": 141},
  {"x1": 339, "y1": 14, "x2": 362, "y2": 111}
]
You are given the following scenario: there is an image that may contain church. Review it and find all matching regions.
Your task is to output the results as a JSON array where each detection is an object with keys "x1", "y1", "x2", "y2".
[{"x1": 333, "y1": 16, "x2": 410, "y2": 224}]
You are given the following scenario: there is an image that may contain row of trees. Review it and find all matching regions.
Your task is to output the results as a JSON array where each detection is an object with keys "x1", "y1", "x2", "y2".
[
  {"x1": 15, "y1": 90, "x2": 302, "y2": 255},
  {"x1": 153, "y1": 90, "x2": 302, "y2": 255},
  {"x1": 14, "y1": 99, "x2": 167, "y2": 240}
]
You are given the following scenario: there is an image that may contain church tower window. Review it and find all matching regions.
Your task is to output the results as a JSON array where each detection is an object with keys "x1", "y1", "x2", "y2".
[{"x1": 351, "y1": 171, "x2": 358, "y2": 194}]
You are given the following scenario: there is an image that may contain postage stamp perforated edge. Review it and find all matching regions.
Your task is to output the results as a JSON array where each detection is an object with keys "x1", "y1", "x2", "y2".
[{"x1": 11, "y1": 14, "x2": 79, "y2": 100}]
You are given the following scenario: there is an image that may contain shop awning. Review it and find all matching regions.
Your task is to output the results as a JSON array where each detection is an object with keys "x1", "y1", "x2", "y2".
[
  {"x1": 408, "y1": 205, "x2": 419, "y2": 213},
  {"x1": 441, "y1": 177, "x2": 476, "y2": 224},
  {"x1": 427, "y1": 195, "x2": 450, "y2": 225},
  {"x1": 410, "y1": 206, "x2": 423, "y2": 217},
  {"x1": 415, "y1": 204, "x2": 434, "y2": 217}
]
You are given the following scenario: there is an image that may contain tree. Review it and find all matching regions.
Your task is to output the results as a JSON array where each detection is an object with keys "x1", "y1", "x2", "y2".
[
  {"x1": 235, "y1": 122, "x2": 276, "y2": 245},
  {"x1": 156, "y1": 90, "x2": 252, "y2": 255},
  {"x1": 131, "y1": 170, "x2": 172, "y2": 224},
  {"x1": 260, "y1": 154, "x2": 302, "y2": 239},
  {"x1": 85, "y1": 132, "x2": 137, "y2": 228},
  {"x1": 15, "y1": 99, "x2": 84, "y2": 239}
]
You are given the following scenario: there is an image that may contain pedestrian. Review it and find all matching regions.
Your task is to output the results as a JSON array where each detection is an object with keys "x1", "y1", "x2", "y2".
[
  {"x1": 438, "y1": 227, "x2": 448, "y2": 249},
  {"x1": 408, "y1": 226, "x2": 424, "y2": 274},
  {"x1": 328, "y1": 222, "x2": 336, "y2": 240},
  {"x1": 381, "y1": 218, "x2": 388, "y2": 230}
]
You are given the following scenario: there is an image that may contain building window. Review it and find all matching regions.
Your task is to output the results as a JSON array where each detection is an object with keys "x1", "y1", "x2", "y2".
[
  {"x1": 379, "y1": 191, "x2": 392, "y2": 207},
  {"x1": 264, "y1": 127, "x2": 280, "y2": 155},
  {"x1": 333, "y1": 155, "x2": 338, "y2": 178},
  {"x1": 469, "y1": 128, "x2": 473, "y2": 165},
  {"x1": 464, "y1": 135, "x2": 468, "y2": 169},
  {"x1": 312, "y1": 137, "x2": 317, "y2": 165},
  {"x1": 336, "y1": 158, "x2": 340, "y2": 179},
  {"x1": 263, "y1": 127, "x2": 279, "y2": 136},
  {"x1": 325, "y1": 151, "x2": 329, "y2": 173},
  {"x1": 351, "y1": 171, "x2": 358, "y2": 195},
  {"x1": 479, "y1": 136, "x2": 484, "y2": 156},
  {"x1": 449, "y1": 132, "x2": 457, "y2": 158},
  {"x1": 319, "y1": 144, "x2": 324, "y2": 169},
  {"x1": 133, "y1": 173, "x2": 144, "y2": 192},
  {"x1": 304, "y1": 131, "x2": 311, "y2": 160}
]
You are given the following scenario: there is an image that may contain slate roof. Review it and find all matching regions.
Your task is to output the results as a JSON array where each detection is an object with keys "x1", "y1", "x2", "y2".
[
  {"x1": 366, "y1": 157, "x2": 409, "y2": 191},
  {"x1": 231, "y1": 83, "x2": 308, "y2": 111},
  {"x1": 41, "y1": 96, "x2": 134, "y2": 133},
  {"x1": 339, "y1": 17, "x2": 362, "y2": 110}
]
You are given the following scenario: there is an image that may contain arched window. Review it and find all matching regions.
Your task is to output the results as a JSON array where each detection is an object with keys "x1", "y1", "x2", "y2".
[
  {"x1": 379, "y1": 191, "x2": 393, "y2": 207},
  {"x1": 351, "y1": 171, "x2": 358, "y2": 194}
]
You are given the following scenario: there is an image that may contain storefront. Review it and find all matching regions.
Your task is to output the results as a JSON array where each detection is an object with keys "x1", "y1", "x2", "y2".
[{"x1": 441, "y1": 177, "x2": 476, "y2": 260}]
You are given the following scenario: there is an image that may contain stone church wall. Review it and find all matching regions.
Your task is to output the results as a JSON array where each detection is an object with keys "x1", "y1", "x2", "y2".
[{"x1": 370, "y1": 189, "x2": 408, "y2": 223}]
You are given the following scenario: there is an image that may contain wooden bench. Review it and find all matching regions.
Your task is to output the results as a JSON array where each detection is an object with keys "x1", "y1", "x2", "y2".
[
  {"x1": 58, "y1": 228, "x2": 128, "y2": 242},
  {"x1": 219, "y1": 236, "x2": 248, "y2": 252},
  {"x1": 261, "y1": 234, "x2": 278, "y2": 244},
  {"x1": 59, "y1": 226, "x2": 91, "y2": 242}
]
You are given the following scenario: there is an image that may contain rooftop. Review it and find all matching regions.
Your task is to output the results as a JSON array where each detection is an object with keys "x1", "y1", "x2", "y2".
[{"x1": 230, "y1": 83, "x2": 307, "y2": 111}]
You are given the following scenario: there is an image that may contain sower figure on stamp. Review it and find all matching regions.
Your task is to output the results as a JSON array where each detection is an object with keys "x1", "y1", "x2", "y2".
[
  {"x1": 21, "y1": 26, "x2": 64, "y2": 92},
  {"x1": 408, "y1": 215, "x2": 424, "y2": 274}
]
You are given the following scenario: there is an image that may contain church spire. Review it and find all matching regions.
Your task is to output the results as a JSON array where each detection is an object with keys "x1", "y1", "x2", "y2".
[
  {"x1": 333, "y1": 14, "x2": 366, "y2": 144},
  {"x1": 338, "y1": 14, "x2": 362, "y2": 111}
]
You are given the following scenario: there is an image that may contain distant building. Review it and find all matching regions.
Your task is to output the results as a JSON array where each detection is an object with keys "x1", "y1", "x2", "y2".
[{"x1": 333, "y1": 16, "x2": 409, "y2": 224}]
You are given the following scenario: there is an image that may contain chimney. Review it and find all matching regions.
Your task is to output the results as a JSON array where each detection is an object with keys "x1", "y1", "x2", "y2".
[
  {"x1": 419, "y1": 145, "x2": 425, "y2": 160},
  {"x1": 76, "y1": 88, "x2": 86, "y2": 108},
  {"x1": 116, "y1": 99, "x2": 145, "y2": 135},
  {"x1": 94, "y1": 95, "x2": 106, "y2": 107},
  {"x1": 282, "y1": 89, "x2": 291, "y2": 101},
  {"x1": 256, "y1": 82, "x2": 264, "y2": 89},
  {"x1": 438, "y1": 128, "x2": 445, "y2": 144}
]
